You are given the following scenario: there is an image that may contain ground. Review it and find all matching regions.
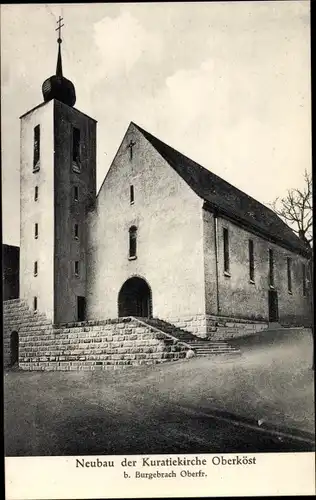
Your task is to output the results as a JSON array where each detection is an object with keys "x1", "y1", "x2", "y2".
[{"x1": 4, "y1": 328, "x2": 314, "y2": 456}]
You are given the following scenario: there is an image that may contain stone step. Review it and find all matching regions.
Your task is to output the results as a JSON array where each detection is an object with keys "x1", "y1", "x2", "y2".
[
  {"x1": 197, "y1": 351, "x2": 241, "y2": 357},
  {"x1": 140, "y1": 317, "x2": 206, "y2": 343},
  {"x1": 193, "y1": 345, "x2": 238, "y2": 350},
  {"x1": 188, "y1": 341, "x2": 238, "y2": 347},
  {"x1": 137, "y1": 317, "x2": 242, "y2": 358},
  {"x1": 5, "y1": 310, "x2": 244, "y2": 370},
  {"x1": 194, "y1": 349, "x2": 239, "y2": 354},
  {"x1": 4, "y1": 309, "x2": 47, "y2": 316},
  {"x1": 3, "y1": 305, "x2": 30, "y2": 311},
  {"x1": 19, "y1": 351, "x2": 186, "y2": 363},
  {"x1": 187, "y1": 341, "x2": 230, "y2": 346}
]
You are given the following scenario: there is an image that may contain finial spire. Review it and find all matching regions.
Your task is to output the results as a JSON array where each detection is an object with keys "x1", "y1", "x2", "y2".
[
  {"x1": 42, "y1": 15, "x2": 76, "y2": 107},
  {"x1": 55, "y1": 16, "x2": 64, "y2": 77}
]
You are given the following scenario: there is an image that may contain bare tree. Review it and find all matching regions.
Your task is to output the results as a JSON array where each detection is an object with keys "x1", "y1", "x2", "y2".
[
  {"x1": 271, "y1": 170, "x2": 313, "y2": 369},
  {"x1": 271, "y1": 170, "x2": 312, "y2": 247}
]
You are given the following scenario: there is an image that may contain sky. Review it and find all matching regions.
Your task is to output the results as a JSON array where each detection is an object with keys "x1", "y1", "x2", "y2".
[{"x1": 1, "y1": 1, "x2": 311, "y2": 246}]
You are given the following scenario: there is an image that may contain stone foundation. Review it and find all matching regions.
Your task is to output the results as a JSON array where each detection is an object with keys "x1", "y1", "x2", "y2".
[
  {"x1": 165, "y1": 314, "x2": 210, "y2": 338},
  {"x1": 208, "y1": 316, "x2": 268, "y2": 340}
]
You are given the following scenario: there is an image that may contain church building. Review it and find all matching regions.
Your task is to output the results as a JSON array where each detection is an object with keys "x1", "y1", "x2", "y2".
[{"x1": 3, "y1": 27, "x2": 312, "y2": 370}]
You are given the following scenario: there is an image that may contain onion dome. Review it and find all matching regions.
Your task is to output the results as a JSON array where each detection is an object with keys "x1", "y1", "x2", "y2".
[{"x1": 42, "y1": 33, "x2": 76, "y2": 107}]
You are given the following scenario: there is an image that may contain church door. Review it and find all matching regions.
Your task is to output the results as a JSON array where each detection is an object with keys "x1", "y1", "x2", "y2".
[
  {"x1": 118, "y1": 277, "x2": 152, "y2": 318},
  {"x1": 10, "y1": 331, "x2": 19, "y2": 366},
  {"x1": 268, "y1": 290, "x2": 279, "y2": 322},
  {"x1": 77, "y1": 296, "x2": 86, "y2": 322}
]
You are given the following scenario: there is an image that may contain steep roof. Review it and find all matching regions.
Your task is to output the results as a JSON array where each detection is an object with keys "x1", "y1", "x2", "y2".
[{"x1": 133, "y1": 123, "x2": 309, "y2": 257}]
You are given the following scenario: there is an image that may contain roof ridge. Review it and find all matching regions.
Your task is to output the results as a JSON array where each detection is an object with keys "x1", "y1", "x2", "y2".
[
  {"x1": 133, "y1": 122, "x2": 308, "y2": 256},
  {"x1": 133, "y1": 122, "x2": 278, "y2": 217}
]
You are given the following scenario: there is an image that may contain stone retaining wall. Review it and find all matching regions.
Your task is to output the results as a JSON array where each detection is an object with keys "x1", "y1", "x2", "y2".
[
  {"x1": 3, "y1": 299, "x2": 52, "y2": 368},
  {"x1": 4, "y1": 300, "x2": 269, "y2": 369},
  {"x1": 3, "y1": 300, "x2": 188, "y2": 370}
]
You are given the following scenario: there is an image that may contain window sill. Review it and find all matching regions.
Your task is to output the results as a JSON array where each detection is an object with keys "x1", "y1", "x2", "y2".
[
  {"x1": 269, "y1": 285, "x2": 275, "y2": 290},
  {"x1": 130, "y1": 201, "x2": 135, "y2": 206},
  {"x1": 249, "y1": 279, "x2": 255, "y2": 285},
  {"x1": 33, "y1": 163, "x2": 40, "y2": 173},
  {"x1": 128, "y1": 256, "x2": 137, "y2": 261},
  {"x1": 224, "y1": 271, "x2": 231, "y2": 278},
  {"x1": 288, "y1": 291, "x2": 293, "y2": 295},
  {"x1": 34, "y1": 274, "x2": 38, "y2": 278}
]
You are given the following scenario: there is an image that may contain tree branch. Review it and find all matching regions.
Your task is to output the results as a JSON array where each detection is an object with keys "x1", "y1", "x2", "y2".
[{"x1": 271, "y1": 170, "x2": 313, "y2": 242}]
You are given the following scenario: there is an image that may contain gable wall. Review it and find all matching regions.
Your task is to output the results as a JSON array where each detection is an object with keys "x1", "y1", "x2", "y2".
[{"x1": 86, "y1": 123, "x2": 205, "y2": 320}]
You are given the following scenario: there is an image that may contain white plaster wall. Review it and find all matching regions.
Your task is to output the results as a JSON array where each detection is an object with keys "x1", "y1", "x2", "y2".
[
  {"x1": 20, "y1": 101, "x2": 54, "y2": 319},
  {"x1": 86, "y1": 123, "x2": 205, "y2": 320}
]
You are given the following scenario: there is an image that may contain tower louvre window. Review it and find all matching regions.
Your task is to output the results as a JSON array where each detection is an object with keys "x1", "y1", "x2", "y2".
[
  {"x1": 269, "y1": 249, "x2": 274, "y2": 287},
  {"x1": 74, "y1": 261, "x2": 80, "y2": 277},
  {"x1": 74, "y1": 186, "x2": 79, "y2": 201},
  {"x1": 74, "y1": 224, "x2": 79, "y2": 239},
  {"x1": 34, "y1": 186, "x2": 39, "y2": 201},
  {"x1": 34, "y1": 223, "x2": 38, "y2": 239},
  {"x1": 249, "y1": 239, "x2": 255, "y2": 282},
  {"x1": 33, "y1": 125, "x2": 40, "y2": 171},
  {"x1": 33, "y1": 296, "x2": 38, "y2": 312},
  {"x1": 223, "y1": 228, "x2": 230, "y2": 274},
  {"x1": 129, "y1": 226, "x2": 137, "y2": 259},
  {"x1": 130, "y1": 185, "x2": 134, "y2": 204},
  {"x1": 72, "y1": 127, "x2": 81, "y2": 172},
  {"x1": 287, "y1": 257, "x2": 292, "y2": 293},
  {"x1": 34, "y1": 261, "x2": 38, "y2": 277}
]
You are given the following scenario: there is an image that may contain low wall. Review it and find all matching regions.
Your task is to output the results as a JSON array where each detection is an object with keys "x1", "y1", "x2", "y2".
[
  {"x1": 3, "y1": 301, "x2": 188, "y2": 370},
  {"x1": 165, "y1": 313, "x2": 267, "y2": 340},
  {"x1": 3, "y1": 299, "x2": 52, "y2": 367}
]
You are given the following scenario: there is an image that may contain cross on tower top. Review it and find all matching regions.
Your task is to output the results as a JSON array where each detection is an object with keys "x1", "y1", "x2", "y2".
[{"x1": 55, "y1": 16, "x2": 64, "y2": 44}]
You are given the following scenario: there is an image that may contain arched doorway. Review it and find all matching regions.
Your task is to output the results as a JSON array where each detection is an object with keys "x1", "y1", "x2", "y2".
[
  {"x1": 118, "y1": 277, "x2": 152, "y2": 318},
  {"x1": 10, "y1": 331, "x2": 19, "y2": 367}
]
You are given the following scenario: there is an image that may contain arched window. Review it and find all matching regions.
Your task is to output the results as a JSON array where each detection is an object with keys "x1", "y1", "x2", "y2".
[{"x1": 129, "y1": 226, "x2": 137, "y2": 258}]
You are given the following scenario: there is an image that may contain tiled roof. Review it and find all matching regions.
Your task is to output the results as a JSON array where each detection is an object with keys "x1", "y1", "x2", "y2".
[{"x1": 134, "y1": 123, "x2": 309, "y2": 256}]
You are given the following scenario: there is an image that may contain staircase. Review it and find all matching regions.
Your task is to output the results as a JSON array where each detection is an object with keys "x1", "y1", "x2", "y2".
[
  {"x1": 3, "y1": 299, "x2": 51, "y2": 328},
  {"x1": 3, "y1": 301, "x2": 240, "y2": 370},
  {"x1": 139, "y1": 317, "x2": 241, "y2": 357}
]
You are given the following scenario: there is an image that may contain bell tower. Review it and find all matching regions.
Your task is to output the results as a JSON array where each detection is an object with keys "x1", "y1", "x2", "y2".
[{"x1": 19, "y1": 18, "x2": 97, "y2": 324}]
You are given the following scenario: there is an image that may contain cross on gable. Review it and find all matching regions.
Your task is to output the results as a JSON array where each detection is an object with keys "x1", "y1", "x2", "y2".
[{"x1": 127, "y1": 140, "x2": 136, "y2": 160}]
